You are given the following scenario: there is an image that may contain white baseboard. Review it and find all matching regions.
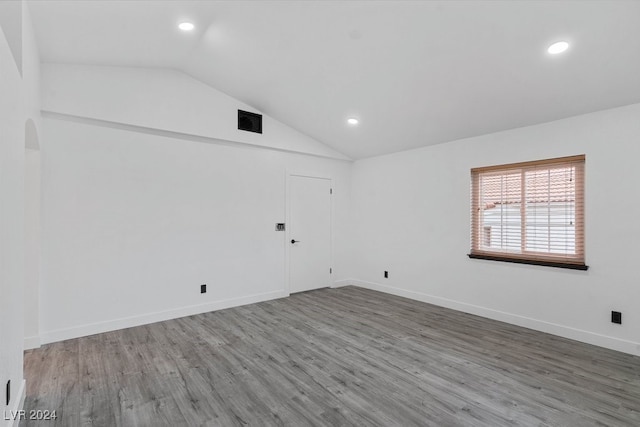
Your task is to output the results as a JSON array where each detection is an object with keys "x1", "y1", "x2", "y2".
[
  {"x1": 349, "y1": 279, "x2": 640, "y2": 357},
  {"x1": 5, "y1": 379, "x2": 26, "y2": 427},
  {"x1": 40, "y1": 290, "x2": 288, "y2": 344},
  {"x1": 34, "y1": 279, "x2": 640, "y2": 356},
  {"x1": 23, "y1": 336, "x2": 40, "y2": 350}
]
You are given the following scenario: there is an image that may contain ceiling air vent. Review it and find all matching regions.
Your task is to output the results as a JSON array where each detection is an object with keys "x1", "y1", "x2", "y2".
[{"x1": 238, "y1": 110, "x2": 262, "y2": 134}]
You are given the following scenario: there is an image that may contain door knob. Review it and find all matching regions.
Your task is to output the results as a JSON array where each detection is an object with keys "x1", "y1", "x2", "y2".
[{"x1": 291, "y1": 239, "x2": 300, "y2": 244}]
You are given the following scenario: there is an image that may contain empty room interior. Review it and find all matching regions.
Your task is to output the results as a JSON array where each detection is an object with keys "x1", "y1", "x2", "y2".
[{"x1": 2, "y1": 0, "x2": 640, "y2": 425}]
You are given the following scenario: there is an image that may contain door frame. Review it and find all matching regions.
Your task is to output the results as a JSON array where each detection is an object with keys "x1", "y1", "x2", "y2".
[{"x1": 285, "y1": 170, "x2": 334, "y2": 295}]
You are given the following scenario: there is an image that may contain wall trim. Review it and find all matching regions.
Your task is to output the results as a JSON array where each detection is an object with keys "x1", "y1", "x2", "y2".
[
  {"x1": 348, "y1": 279, "x2": 640, "y2": 357},
  {"x1": 41, "y1": 110, "x2": 352, "y2": 162},
  {"x1": 23, "y1": 336, "x2": 40, "y2": 350},
  {"x1": 6, "y1": 379, "x2": 26, "y2": 427},
  {"x1": 40, "y1": 290, "x2": 288, "y2": 344}
]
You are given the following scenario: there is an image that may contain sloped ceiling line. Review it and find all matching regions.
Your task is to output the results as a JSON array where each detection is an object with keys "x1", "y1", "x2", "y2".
[{"x1": 41, "y1": 110, "x2": 353, "y2": 162}]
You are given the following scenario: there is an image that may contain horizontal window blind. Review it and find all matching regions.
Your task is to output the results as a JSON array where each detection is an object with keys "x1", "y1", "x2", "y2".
[{"x1": 470, "y1": 155, "x2": 585, "y2": 266}]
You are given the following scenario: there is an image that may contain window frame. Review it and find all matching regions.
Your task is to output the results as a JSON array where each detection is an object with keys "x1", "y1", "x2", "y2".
[{"x1": 468, "y1": 155, "x2": 588, "y2": 270}]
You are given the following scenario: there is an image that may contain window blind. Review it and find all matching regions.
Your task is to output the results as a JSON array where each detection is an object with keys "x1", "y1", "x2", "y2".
[{"x1": 470, "y1": 155, "x2": 585, "y2": 267}]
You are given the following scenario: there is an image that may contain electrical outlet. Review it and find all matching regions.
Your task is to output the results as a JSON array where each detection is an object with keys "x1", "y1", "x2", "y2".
[
  {"x1": 384, "y1": 271, "x2": 388, "y2": 279},
  {"x1": 200, "y1": 284, "x2": 207, "y2": 294},
  {"x1": 611, "y1": 311, "x2": 622, "y2": 324}
]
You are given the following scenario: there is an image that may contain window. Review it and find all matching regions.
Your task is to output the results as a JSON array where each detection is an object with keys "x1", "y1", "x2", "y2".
[{"x1": 469, "y1": 155, "x2": 587, "y2": 270}]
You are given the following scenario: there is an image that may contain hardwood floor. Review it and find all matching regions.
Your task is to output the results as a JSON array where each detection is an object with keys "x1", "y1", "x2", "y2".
[{"x1": 22, "y1": 286, "x2": 640, "y2": 426}]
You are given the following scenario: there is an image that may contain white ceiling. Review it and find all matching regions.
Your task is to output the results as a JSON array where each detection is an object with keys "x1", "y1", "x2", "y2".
[{"x1": 28, "y1": 0, "x2": 640, "y2": 160}]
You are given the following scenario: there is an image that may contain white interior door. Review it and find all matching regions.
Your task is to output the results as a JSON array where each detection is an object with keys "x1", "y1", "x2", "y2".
[{"x1": 289, "y1": 175, "x2": 331, "y2": 293}]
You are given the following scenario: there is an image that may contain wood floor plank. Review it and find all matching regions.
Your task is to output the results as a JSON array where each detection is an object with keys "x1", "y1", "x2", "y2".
[{"x1": 22, "y1": 286, "x2": 640, "y2": 426}]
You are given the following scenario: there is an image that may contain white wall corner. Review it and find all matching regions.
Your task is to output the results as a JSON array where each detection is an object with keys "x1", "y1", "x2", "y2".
[{"x1": 331, "y1": 279, "x2": 356, "y2": 288}]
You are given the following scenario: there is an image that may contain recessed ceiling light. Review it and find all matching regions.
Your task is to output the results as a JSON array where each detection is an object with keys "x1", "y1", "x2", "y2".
[
  {"x1": 547, "y1": 41, "x2": 569, "y2": 54},
  {"x1": 179, "y1": 22, "x2": 195, "y2": 31},
  {"x1": 347, "y1": 118, "x2": 359, "y2": 125}
]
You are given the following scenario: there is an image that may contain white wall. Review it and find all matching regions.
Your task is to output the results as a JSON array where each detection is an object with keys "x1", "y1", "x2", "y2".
[
  {"x1": 42, "y1": 64, "x2": 349, "y2": 161},
  {"x1": 39, "y1": 65, "x2": 351, "y2": 343},
  {"x1": 24, "y1": 148, "x2": 41, "y2": 349},
  {"x1": 0, "y1": 1, "x2": 41, "y2": 425},
  {"x1": 0, "y1": 0, "x2": 22, "y2": 76},
  {"x1": 0, "y1": 31, "x2": 25, "y2": 427},
  {"x1": 349, "y1": 102, "x2": 640, "y2": 356},
  {"x1": 22, "y1": 0, "x2": 42, "y2": 352}
]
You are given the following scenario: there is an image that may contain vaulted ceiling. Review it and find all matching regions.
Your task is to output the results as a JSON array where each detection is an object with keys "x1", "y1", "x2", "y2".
[{"x1": 28, "y1": 0, "x2": 640, "y2": 159}]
